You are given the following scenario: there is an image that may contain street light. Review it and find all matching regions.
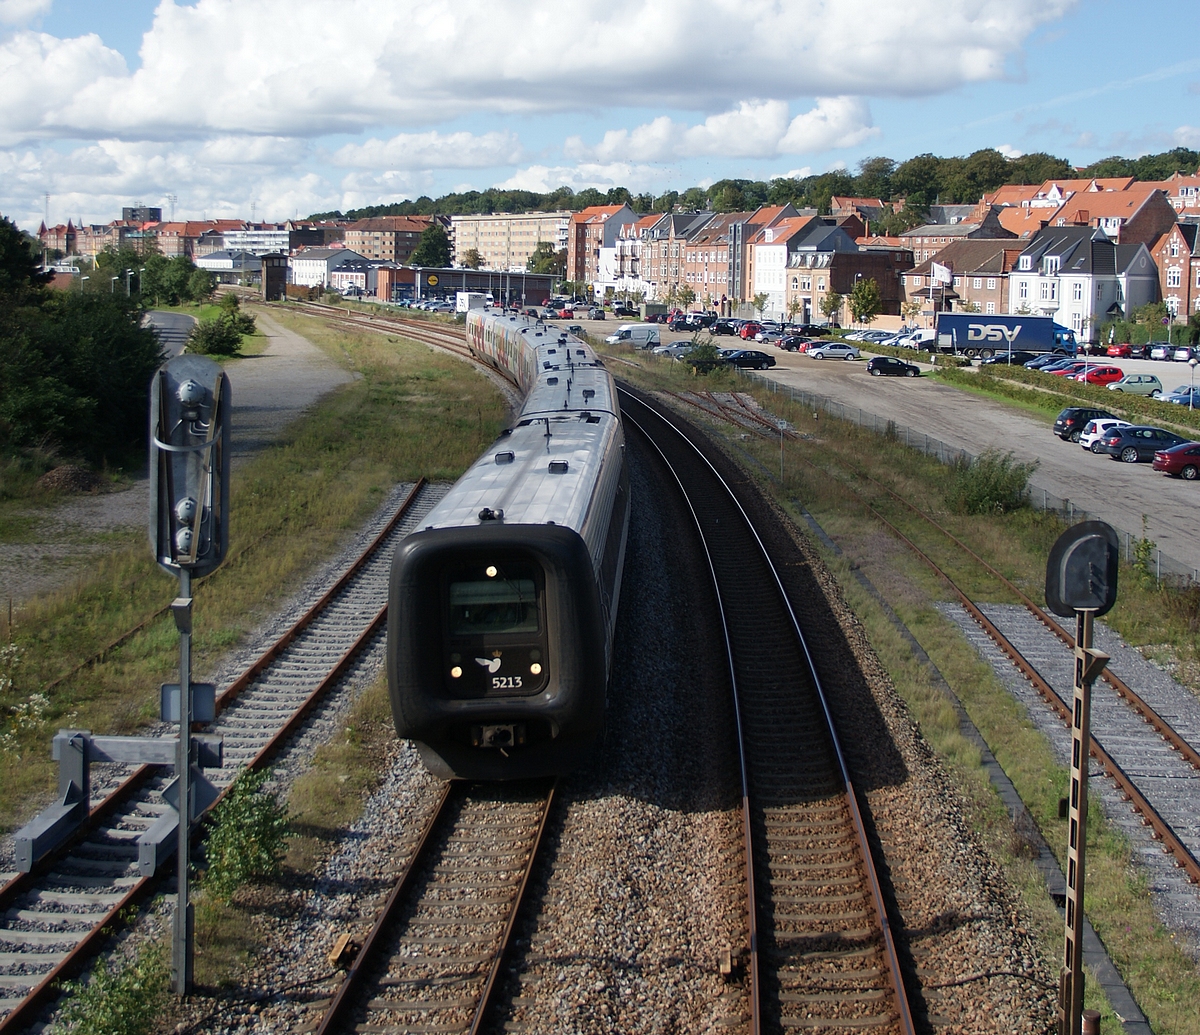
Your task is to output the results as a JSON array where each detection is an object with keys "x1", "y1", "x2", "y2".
[{"x1": 111, "y1": 276, "x2": 119, "y2": 293}]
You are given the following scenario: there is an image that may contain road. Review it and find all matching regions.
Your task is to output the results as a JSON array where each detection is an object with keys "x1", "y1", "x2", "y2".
[
  {"x1": 144, "y1": 310, "x2": 195, "y2": 357},
  {"x1": 747, "y1": 349, "x2": 1200, "y2": 577}
]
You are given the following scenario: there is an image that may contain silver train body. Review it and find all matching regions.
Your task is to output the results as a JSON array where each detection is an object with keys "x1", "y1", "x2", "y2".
[{"x1": 387, "y1": 310, "x2": 630, "y2": 779}]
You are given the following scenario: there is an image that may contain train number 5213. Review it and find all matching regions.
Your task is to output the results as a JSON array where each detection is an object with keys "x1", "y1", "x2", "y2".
[{"x1": 492, "y1": 676, "x2": 523, "y2": 690}]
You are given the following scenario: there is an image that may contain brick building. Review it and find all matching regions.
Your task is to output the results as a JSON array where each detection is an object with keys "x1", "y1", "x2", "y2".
[{"x1": 343, "y1": 215, "x2": 432, "y2": 263}]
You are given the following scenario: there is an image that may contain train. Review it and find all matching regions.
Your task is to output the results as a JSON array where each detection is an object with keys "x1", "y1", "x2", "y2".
[{"x1": 387, "y1": 309, "x2": 630, "y2": 779}]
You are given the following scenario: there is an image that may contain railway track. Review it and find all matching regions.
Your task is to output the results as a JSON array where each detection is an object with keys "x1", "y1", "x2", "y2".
[
  {"x1": 620, "y1": 386, "x2": 915, "y2": 1035},
  {"x1": 314, "y1": 780, "x2": 555, "y2": 1035},
  {"x1": 680, "y1": 386, "x2": 1200, "y2": 887},
  {"x1": 0, "y1": 479, "x2": 447, "y2": 1033}
]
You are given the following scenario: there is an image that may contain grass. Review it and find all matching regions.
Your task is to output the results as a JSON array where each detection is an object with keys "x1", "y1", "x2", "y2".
[
  {"x1": 0, "y1": 312, "x2": 506, "y2": 832},
  {"x1": 193, "y1": 673, "x2": 398, "y2": 988},
  {"x1": 603, "y1": 341, "x2": 1200, "y2": 1034}
]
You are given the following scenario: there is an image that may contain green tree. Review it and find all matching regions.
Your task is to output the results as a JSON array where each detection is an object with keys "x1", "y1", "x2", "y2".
[
  {"x1": 654, "y1": 190, "x2": 680, "y2": 213},
  {"x1": 752, "y1": 292, "x2": 769, "y2": 318},
  {"x1": 681, "y1": 187, "x2": 707, "y2": 210},
  {"x1": 786, "y1": 297, "x2": 803, "y2": 328},
  {"x1": 188, "y1": 267, "x2": 214, "y2": 302},
  {"x1": 1008, "y1": 152, "x2": 1073, "y2": 184},
  {"x1": 958, "y1": 299, "x2": 981, "y2": 313},
  {"x1": 854, "y1": 156, "x2": 896, "y2": 200},
  {"x1": 526, "y1": 241, "x2": 565, "y2": 276},
  {"x1": 410, "y1": 223, "x2": 452, "y2": 267},
  {"x1": 0, "y1": 216, "x2": 51, "y2": 302},
  {"x1": 187, "y1": 314, "x2": 246, "y2": 357},
  {"x1": 849, "y1": 278, "x2": 883, "y2": 325},
  {"x1": 677, "y1": 285, "x2": 696, "y2": 310},
  {"x1": 461, "y1": 247, "x2": 484, "y2": 269},
  {"x1": 819, "y1": 291, "x2": 843, "y2": 324}
]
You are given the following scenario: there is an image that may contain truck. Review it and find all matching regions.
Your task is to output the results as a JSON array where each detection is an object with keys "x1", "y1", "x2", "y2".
[
  {"x1": 455, "y1": 291, "x2": 487, "y2": 313},
  {"x1": 935, "y1": 313, "x2": 1076, "y2": 359}
]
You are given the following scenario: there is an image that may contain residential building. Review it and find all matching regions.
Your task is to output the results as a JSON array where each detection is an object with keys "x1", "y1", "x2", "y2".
[
  {"x1": 900, "y1": 206, "x2": 1016, "y2": 263},
  {"x1": 680, "y1": 212, "x2": 758, "y2": 309},
  {"x1": 599, "y1": 213, "x2": 663, "y2": 300},
  {"x1": 1049, "y1": 186, "x2": 1178, "y2": 246},
  {"x1": 740, "y1": 204, "x2": 802, "y2": 307},
  {"x1": 637, "y1": 211, "x2": 714, "y2": 302},
  {"x1": 148, "y1": 220, "x2": 246, "y2": 258},
  {"x1": 122, "y1": 206, "x2": 162, "y2": 224},
  {"x1": 450, "y1": 211, "x2": 571, "y2": 270},
  {"x1": 784, "y1": 247, "x2": 914, "y2": 325},
  {"x1": 343, "y1": 215, "x2": 432, "y2": 264},
  {"x1": 195, "y1": 250, "x2": 262, "y2": 284},
  {"x1": 750, "y1": 215, "x2": 833, "y2": 317},
  {"x1": 901, "y1": 239, "x2": 1024, "y2": 316},
  {"x1": 37, "y1": 220, "x2": 76, "y2": 256},
  {"x1": 1146, "y1": 170, "x2": 1200, "y2": 214},
  {"x1": 1151, "y1": 222, "x2": 1200, "y2": 318},
  {"x1": 1007, "y1": 226, "x2": 1158, "y2": 340},
  {"x1": 290, "y1": 248, "x2": 368, "y2": 288},
  {"x1": 566, "y1": 204, "x2": 639, "y2": 287}
]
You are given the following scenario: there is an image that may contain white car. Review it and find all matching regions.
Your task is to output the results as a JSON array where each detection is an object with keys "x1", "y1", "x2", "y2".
[
  {"x1": 1079, "y1": 418, "x2": 1131, "y2": 453},
  {"x1": 809, "y1": 342, "x2": 861, "y2": 360}
]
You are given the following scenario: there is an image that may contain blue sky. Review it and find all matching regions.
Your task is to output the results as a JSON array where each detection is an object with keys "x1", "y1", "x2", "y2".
[{"x1": 1, "y1": 0, "x2": 1196, "y2": 231}]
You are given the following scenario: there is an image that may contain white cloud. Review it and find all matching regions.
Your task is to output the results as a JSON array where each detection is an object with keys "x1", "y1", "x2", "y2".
[
  {"x1": 1174, "y1": 125, "x2": 1200, "y2": 148},
  {"x1": 0, "y1": 0, "x2": 1074, "y2": 144},
  {"x1": 569, "y1": 98, "x2": 876, "y2": 162},
  {"x1": 333, "y1": 130, "x2": 524, "y2": 170},
  {"x1": 0, "y1": 0, "x2": 51, "y2": 26},
  {"x1": 996, "y1": 143, "x2": 1024, "y2": 158},
  {"x1": 496, "y1": 162, "x2": 664, "y2": 194}
]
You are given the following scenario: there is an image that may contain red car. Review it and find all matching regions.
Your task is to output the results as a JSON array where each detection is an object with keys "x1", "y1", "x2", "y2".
[
  {"x1": 556, "y1": 307, "x2": 574, "y2": 318},
  {"x1": 1106, "y1": 342, "x2": 1142, "y2": 358},
  {"x1": 740, "y1": 321, "x2": 762, "y2": 340},
  {"x1": 1075, "y1": 365, "x2": 1124, "y2": 386},
  {"x1": 1048, "y1": 361, "x2": 1090, "y2": 377},
  {"x1": 1153, "y1": 441, "x2": 1200, "y2": 480}
]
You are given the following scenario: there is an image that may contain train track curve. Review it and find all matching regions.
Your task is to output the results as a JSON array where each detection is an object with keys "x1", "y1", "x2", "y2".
[
  {"x1": 619, "y1": 386, "x2": 915, "y2": 1035},
  {"x1": 0, "y1": 480, "x2": 447, "y2": 1032}
]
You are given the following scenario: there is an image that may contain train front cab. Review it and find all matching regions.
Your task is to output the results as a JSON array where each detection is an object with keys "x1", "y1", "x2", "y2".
[{"x1": 388, "y1": 523, "x2": 607, "y2": 780}]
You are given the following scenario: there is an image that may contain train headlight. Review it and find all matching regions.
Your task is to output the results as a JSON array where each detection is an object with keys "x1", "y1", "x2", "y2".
[
  {"x1": 175, "y1": 496, "x2": 198, "y2": 524},
  {"x1": 450, "y1": 666, "x2": 463, "y2": 679},
  {"x1": 530, "y1": 663, "x2": 542, "y2": 676},
  {"x1": 485, "y1": 565, "x2": 498, "y2": 578}
]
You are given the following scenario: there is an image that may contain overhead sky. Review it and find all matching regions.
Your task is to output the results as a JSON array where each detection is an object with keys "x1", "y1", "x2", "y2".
[{"x1": 2, "y1": 0, "x2": 1197, "y2": 230}]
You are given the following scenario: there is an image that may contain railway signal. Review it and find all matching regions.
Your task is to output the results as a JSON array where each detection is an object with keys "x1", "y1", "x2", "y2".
[
  {"x1": 150, "y1": 355, "x2": 231, "y2": 995},
  {"x1": 1045, "y1": 521, "x2": 1118, "y2": 1035}
]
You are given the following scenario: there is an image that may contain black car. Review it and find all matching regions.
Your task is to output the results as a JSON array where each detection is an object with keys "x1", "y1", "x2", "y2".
[
  {"x1": 1053, "y1": 406, "x2": 1116, "y2": 442},
  {"x1": 980, "y1": 350, "x2": 1042, "y2": 366},
  {"x1": 790, "y1": 323, "x2": 834, "y2": 337},
  {"x1": 713, "y1": 318, "x2": 740, "y2": 335},
  {"x1": 778, "y1": 335, "x2": 816, "y2": 351},
  {"x1": 866, "y1": 355, "x2": 920, "y2": 377},
  {"x1": 1098, "y1": 425, "x2": 1188, "y2": 463},
  {"x1": 612, "y1": 304, "x2": 639, "y2": 317},
  {"x1": 722, "y1": 349, "x2": 776, "y2": 370}
]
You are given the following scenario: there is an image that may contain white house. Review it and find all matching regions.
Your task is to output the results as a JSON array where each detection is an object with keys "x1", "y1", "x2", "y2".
[{"x1": 289, "y1": 248, "x2": 365, "y2": 288}]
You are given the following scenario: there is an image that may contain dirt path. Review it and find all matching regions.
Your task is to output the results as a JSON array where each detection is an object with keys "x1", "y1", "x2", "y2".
[{"x1": 0, "y1": 313, "x2": 355, "y2": 607}]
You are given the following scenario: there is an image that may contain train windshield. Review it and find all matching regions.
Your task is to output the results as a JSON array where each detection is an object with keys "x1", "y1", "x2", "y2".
[{"x1": 449, "y1": 578, "x2": 539, "y2": 635}]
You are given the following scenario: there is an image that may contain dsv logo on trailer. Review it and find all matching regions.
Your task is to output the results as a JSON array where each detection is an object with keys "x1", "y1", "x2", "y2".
[{"x1": 967, "y1": 323, "x2": 1022, "y2": 343}]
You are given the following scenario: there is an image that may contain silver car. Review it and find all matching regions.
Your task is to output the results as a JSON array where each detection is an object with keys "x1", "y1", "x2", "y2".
[{"x1": 808, "y1": 342, "x2": 861, "y2": 360}]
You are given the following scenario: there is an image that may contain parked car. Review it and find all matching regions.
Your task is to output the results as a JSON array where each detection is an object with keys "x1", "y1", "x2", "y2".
[
  {"x1": 587, "y1": 307, "x2": 606, "y2": 320},
  {"x1": 1173, "y1": 345, "x2": 1195, "y2": 362},
  {"x1": 1153, "y1": 441, "x2": 1200, "y2": 480},
  {"x1": 523, "y1": 308, "x2": 540, "y2": 318},
  {"x1": 612, "y1": 304, "x2": 639, "y2": 317},
  {"x1": 1108, "y1": 373, "x2": 1163, "y2": 397},
  {"x1": 757, "y1": 330, "x2": 784, "y2": 345},
  {"x1": 1106, "y1": 342, "x2": 1144, "y2": 359},
  {"x1": 791, "y1": 323, "x2": 835, "y2": 337},
  {"x1": 1162, "y1": 385, "x2": 1200, "y2": 406},
  {"x1": 1098, "y1": 425, "x2": 1188, "y2": 462},
  {"x1": 713, "y1": 318, "x2": 740, "y2": 335},
  {"x1": 1079, "y1": 418, "x2": 1131, "y2": 453},
  {"x1": 778, "y1": 335, "x2": 816, "y2": 352},
  {"x1": 1075, "y1": 365, "x2": 1125, "y2": 386},
  {"x1": 739, "y1": 321, "x2": 763, "y2": 340},
  {"x1": 1048, "y1": 361, "x2": 1091, "y2": 377},
  {"x1": 566, "y1": 324, "x2": 584, "y2": 336},
  {"x1": 809, "y1": 342, "x2": 861, "y2": 360},
  {"x1": 1149, "y1": 342, "x2": 1174, "y2": 360},
  {"x1": 866, "y1": 355, "x2": 920, "y2": 377},
  {"x1": 1053, "y1": 406, "x2": 1116, "y2": 442},
  {"x1": 722, "y1": 349, "x2": 777, "y2": 370},
  {"x1": 556, "y1": 306, "x2": 575, "y2": 318},
  {"x1": 980, "y1": 350, "x2": 1042, "y2": 366},
  {"x1": 1026, "y1": 354, "x2": 1065, "y2": 370}
]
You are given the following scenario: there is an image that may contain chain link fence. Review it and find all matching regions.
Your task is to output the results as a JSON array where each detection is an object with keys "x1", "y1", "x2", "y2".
[{"x1": 745, "y1": 370, "x2": 1199, "y2": 586}]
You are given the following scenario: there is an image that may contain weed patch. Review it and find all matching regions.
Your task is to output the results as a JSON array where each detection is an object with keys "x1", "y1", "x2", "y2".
[
  {"x1": 49, "y1": 941, "x2": 169, "y2": 1035},
  {"x1": 202, "y1": 768, "x2": 290, "y2": 903},
  {"x1": 946, "y1": 449, "x2": 1038, "y2": 515}
]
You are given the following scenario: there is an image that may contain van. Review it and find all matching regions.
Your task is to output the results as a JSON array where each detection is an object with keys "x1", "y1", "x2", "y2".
[{"x1": 605, "y1": 324, "x2": 660, "y2": 348}]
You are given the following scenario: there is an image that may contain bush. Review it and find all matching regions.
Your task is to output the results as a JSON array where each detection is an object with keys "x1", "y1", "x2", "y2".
[
  {"x1": 202, "y1": 767, "x2": 290, "y2": 902},
  {"x1": 51, "y1": 941, "x2": 168, "y2": 1035},
  {"x1": 186, "y1": 313, "x2": 247, "y2": 356},
  {"x1": 947, "y1": 449, "x2": 1038, "y2": 514}
]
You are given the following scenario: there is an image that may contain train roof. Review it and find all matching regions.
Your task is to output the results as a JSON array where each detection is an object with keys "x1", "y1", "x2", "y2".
[{"x1": 419, "y1": 412, "x2": 620, "y2": 533}]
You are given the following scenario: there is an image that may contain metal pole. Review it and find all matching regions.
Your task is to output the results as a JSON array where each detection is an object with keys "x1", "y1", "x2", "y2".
[
  {"x1": 172, "y1": 568, "x2": 193, "y2": 996},
  {"x1": 1059, "y1": 608, "x2": 1094, "y2": 1035}
]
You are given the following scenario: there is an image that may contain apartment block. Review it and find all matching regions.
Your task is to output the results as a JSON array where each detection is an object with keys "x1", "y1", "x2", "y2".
[{"x1": 451, "y1": 211, "x2": 571, "y2": 270}]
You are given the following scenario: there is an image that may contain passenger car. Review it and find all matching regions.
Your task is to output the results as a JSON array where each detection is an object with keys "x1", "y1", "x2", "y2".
[
  {"x1": 1075, "y1": 365, "x2": 1124, "y2": 386},
  {"x1": 713, "y1": 319, "x2": 740, "y2": 335},
  {"x1": 808, "y1": 342, "x2": 860, "y2": 360},
  {"x1": 1162, "y1": 385, "x2": 1200, "y2": 406},
  {"x1": 1053, "y1": 407, "x2": 1116, "y2": 442},
  {"x1": 1079, "y1": 418, "x2": 1131, "y2": 453},
  {"x1": 980, "y1": 350, "x2": 1041, "y2": 366},
  {"x1": 1106, "y1": 342, "x2": 1144, "y2": 359},
  {"x1": 778, "y1": 335, "x2": 816, "y2": 352},
  {"x1": 1098, "y1": 425, "x2": 1187, "y2": 462},
  {"x1": 1149, "y1": 343, "x2": 1173, "y2": 360},
  {"x1": 721, "y1": 349, "x2": 776, "y2": 369},
  {"x1": 587, "y1": 307, "x2": 606, "y2": 320},
  {"x1": 1153, "y1": 441, "x2": 1200, "y2": 479},
  {"x1": 1108, "y1": 373, "x2": 1162, "y2": 396},
  {"x1": 866, "y1": 356, "x2": 920, "y2": 377},
  {"x1": 739, "y1": 322, "x2": 762, "y2": 340},
  {"x1": 1173, "y1": 346, "x2": 1195, "y2": 362}
]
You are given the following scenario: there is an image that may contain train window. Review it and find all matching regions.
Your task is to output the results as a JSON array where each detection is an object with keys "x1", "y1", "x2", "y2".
[
  {"x1": 449, "y1": 577, "x2": 539, "y2": 635},
  {"x1": 494, "y1": 451, "x2": 515, "y2": 464},
  {"x1": 548, "y1": 460, "x2": 569, "y2": 473}
]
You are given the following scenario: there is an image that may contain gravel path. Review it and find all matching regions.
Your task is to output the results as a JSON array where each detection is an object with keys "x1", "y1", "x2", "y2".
[{"x1": 0, "y1": 312, "x2": 354, "y2": 607}]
